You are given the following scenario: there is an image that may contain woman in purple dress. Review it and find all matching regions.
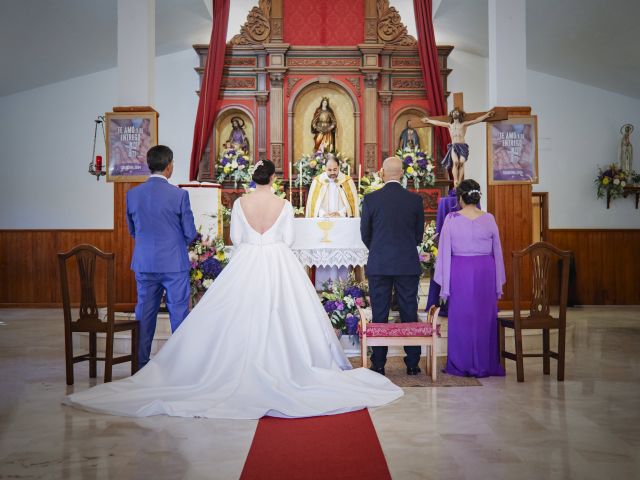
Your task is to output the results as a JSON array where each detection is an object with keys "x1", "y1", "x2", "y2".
[{"x1": 434, "y1": 180, "x2": 506, "y2": 377}]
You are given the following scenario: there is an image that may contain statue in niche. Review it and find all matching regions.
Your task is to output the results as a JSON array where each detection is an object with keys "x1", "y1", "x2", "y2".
[
  {"x1": 398, "y1": 120, "x2": 420, "y2": 151},
  {"x1": 619, "y1": 124, "x2": 634, "y2": 172},
  {"x1": 226, "y1": 117, "x2": 250, "y2": 154},
  {"x1": 311, "y1": 97, "x2": 337, "y2": 153}
]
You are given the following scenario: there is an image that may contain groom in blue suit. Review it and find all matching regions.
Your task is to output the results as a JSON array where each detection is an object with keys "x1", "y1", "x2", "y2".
[
  {"x1": 360, "y1": 156, "x2": 425, "y2": 375},
  {"x1": 126, "y1": 145, "x2": 197, "y2": 368}
]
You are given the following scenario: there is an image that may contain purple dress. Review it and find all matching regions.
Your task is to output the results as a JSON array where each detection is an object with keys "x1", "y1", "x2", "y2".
[
  {"x1": 426, "y1": 189, "x2": 460, "y2": 315},
  {"x1": 434, "y1": 212, "x2": 506, "y2": 377}
]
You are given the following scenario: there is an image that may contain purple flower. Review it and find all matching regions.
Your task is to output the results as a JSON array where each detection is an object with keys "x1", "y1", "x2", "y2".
[
  {"x1": 324, "y1": 301, "x2": 336, "y2": 313},
  {"x1": 417, "y1": 159, "x2": 428, "y2": 169},
  {"x1": 404, "y1": 155, "x2": 413, "y2": 165},
  {"x1": 336, "y1": 302, "x2": 344, "y2": 311},
  {"x1": 237, "y1": 158, "x2": 246, "y2": 165},
  {"x1": 345, "y1": 314, "x2": 359, "y2": 335},
  {"x1": 201, "y1": 257, "x2": 223, "y2": 278},
  {"x1": 221, "y1": 158, "x2": 229, "y2": 166},
  {"x1": 249, "y1": 181, "x2": 256, "y2": 189},
  {"x1": 416, "y1": 151, "x2": 426, "y2": 158},
  {"x1": 344, "y1": 286, "x2": 363, "y2": 299}
]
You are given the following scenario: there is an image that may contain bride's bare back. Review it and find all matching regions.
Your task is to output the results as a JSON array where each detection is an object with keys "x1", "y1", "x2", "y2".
[{"x1": 239, "y1": 190, "x2": 286, "y2": 234}]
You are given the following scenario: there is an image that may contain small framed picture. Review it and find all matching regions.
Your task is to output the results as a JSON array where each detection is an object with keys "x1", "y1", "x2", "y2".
[
  {"x1": 487, "y1": 115, "x2": 538, "y2": 185},
  {"x1": 106, "y1": 110, "x2": 158, "y2": 182}
]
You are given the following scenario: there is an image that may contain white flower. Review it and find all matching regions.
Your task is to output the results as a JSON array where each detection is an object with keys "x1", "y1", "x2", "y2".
[
  {"x1": 203, "y1": 279, "x2": 213, "y2": 289},
  {"x1": 621, "y1": 181, "x2": 626, "y2": 187},
  {"x1": 344, "y1": 296, "x2": 355, "y2": 308},
  {"x1": 231, "y1": 160, "x2": 238, "y2": 168},
  {"x1": 188, "y1": 251, "x2": 198, "y2": 262},
  {"x1": 613, "y1": 178, "x2": 620, "y2": 185}
]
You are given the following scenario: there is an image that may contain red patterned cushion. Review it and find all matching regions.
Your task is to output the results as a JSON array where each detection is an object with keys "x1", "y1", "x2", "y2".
[{"x1": 359, "y1": 322, "x2": 441, "y2": 338}]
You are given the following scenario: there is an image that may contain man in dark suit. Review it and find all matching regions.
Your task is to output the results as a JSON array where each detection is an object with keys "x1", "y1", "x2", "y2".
[
  {"x1": 126, "y1": 145, "x2": 197, "y2": 368},
  {"x1": 360, "y1": 156, "x2": 425, "y2": 375}
]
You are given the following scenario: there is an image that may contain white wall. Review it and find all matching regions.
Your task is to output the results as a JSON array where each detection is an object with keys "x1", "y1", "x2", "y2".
[
  {"x1": 440, "y1": 50, "x2": 640, "y2": 229},
  {"x1": 2, "y1": 44, "x2": 640, "y2": 229},
  {"x1": 0, "y1": 49, "x2": 200, "y2": 229}
]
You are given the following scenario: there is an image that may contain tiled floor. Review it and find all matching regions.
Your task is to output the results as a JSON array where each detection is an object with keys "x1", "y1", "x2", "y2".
[{"x1": 1, "y1": 307, "x2": 639, "y2": 479}]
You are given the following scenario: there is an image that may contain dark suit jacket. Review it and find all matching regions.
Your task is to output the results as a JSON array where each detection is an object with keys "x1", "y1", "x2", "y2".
[
  {"x1": 360, "y1": 182, "x2": 424, "y2": 276},
  {"x1": 126, "y1": 177, "x2": 197, "y2": 273}
]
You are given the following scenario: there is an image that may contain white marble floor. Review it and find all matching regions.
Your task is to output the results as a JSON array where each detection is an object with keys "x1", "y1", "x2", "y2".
[{"x1": 1, "y1": 307, "x2": 639, "y2": 479}]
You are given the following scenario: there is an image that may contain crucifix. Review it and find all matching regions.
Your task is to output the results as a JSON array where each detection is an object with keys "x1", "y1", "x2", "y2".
[{"x1": 409, "y1": 93, "x2": 507, "y2": 187}]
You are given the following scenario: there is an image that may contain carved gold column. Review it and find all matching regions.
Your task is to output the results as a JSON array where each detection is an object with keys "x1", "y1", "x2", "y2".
[
  {"x1": 270, "y1": 0, "x2": 283, "y2": 41},
  {"x1": 266, "y1": 43, "x2": 289, "y2": 172},
  {"x1": 268, "y1": 71, "x2": 284, "y2": 171},
  {"x1": 364, "y1": 0, "x2": 378, "y2": 43},
  {"x1": 363, "y1": 72, "x2": 379, "y2": 173}
]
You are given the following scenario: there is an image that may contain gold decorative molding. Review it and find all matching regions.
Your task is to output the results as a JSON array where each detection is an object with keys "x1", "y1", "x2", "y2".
[
  {"x1": 377, "y1": 0, "x2": 417, "y2": 46},
  {"x1": 390, "y1": 57, "x2": 421, "y2": 68},
  {"x1": 224, "y1": 56, "x2": 257, "y2": 67},
  {"x1": 221, "y1": 77, "x2": 257, "y2": 90},
  {"x1": 286, "y1": 77, "x2": 302, "y2": 97},
  {"x1": 287, "y1": 57, "x2": 360, "y2": 68},
  {"x1": 347, "y1": 77, "x2": 362, "y2": 97},
  {"x1": 229, "y1": 0, "x2": 271, "y2": 46},
  {"x1": 391, "y1": 77, "x2": 424, "y2": 90}
]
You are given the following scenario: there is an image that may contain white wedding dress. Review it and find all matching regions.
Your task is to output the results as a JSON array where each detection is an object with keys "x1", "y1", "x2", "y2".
[{"x1": 64, "y1": 200, "x2": 403, "y2": 419}]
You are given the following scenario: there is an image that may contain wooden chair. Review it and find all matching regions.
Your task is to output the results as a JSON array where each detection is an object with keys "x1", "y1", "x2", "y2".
[
  {"x1": 58, "y1": 244, "x2": 139, "y2": 385},
  {"x1": 499, "y1": 242, "x2": 571, "y2": 382},
  {"x1": 357, "y1": 305, "x2": 441, "y2": 381}
]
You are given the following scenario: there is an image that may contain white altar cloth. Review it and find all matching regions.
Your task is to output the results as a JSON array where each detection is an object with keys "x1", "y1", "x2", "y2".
[
  {"x1": 291, "y1": 218, "x2": 368, "y2": 268},
  {"x1": 225, "y1": 217, "x2": 369, "y2": 268}
]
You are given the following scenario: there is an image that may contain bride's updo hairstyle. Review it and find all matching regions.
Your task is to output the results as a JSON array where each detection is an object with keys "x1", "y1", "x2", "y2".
[
  {"x1": 457, "y1": 179, "x2": 482, "y2": 205},
  {"x1": 252, "y1": 159, "x2": 275, "y2": 185}
]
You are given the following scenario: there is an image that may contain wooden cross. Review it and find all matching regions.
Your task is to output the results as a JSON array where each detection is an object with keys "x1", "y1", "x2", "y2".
[{"x1": 407, "y1": 92, "x2": 507, "y2": 129}]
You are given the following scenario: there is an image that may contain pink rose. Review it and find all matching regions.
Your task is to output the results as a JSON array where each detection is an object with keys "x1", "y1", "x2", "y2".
[{"x1": 355, "y1": 297, "x2": 363, "y2": 307}]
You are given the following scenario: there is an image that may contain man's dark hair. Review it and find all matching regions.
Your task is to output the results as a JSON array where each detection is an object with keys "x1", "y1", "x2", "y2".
[{"x1": 147, "y1": 145, "x2": 173, "y2": 173}]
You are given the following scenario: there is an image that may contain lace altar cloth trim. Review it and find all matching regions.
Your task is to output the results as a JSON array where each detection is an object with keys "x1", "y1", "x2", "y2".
[
  {"x1": 292, "y1": 248, "x2": 368, "y2": 267},
  {"x1": 223, "y1": 247, "x2": 368, "y2": 267}
]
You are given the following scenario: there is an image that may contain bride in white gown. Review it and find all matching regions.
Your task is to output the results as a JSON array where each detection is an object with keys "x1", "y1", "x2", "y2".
[{"x1": 64, "y1": 160, "x2": 403, "y2": 419}]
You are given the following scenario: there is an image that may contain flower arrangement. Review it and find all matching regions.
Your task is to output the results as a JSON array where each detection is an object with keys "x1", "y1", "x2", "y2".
[
  {"x1": 395, "y1": 146, "x2": 435, "y2": 189},
  {"x1": 216, "y1": 148, "x2": 252, "y2": 187},
  {"x1": 320, "y1": 276, "x2": 369, "y2": 335},
  {"x1": 188, "y1": 233, "x2": 227, "y2": 304},
  {"x1": 243, "y1": 176, "x2": 286, "y2": 198},
  {"x1": 358, "y1": 171, "x2": 385, "y2": 197},
  {"x1": 294, "y1": 151, "x2": 351, "y2": 186},
  {"x1": 418, "y1": 220, "x2": 438, "y2": 274},
  {"x1": 595, "y1": 164, "x2": 629, "y2": 200}
]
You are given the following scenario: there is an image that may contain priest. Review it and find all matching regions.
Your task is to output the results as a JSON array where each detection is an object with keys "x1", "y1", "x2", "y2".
[{"x1": 306, "y1": 154, "x2": 360, "y2": 289}]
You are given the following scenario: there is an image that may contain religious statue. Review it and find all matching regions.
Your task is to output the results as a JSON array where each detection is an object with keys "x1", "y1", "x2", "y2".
[
  {"x1": 421, "y1": 108, "x2": 494, "y2": 187},
  {"x1": 226, "y1": 117, "x2": 250, "y2": 154},
  {"x1": 398, "y1": 120, "x2": 420, "y2": 151},
  {"x1": 306, "y1": 154, "x2": 359, "y2": 289},
  {"x1": 619, "y1": 124, "x2": 634, "y2": 172},
  {"x1": 311, "y1": 97, "x2": 337, "y2": 153}
]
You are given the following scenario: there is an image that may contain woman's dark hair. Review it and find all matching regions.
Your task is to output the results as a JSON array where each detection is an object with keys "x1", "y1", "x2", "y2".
[
  {"x1": 457, "y1": 179, "x2": 481, "y2": 205},
  {"x1": 252, "y1": 159, "x2": 276, "y2": 185},
  {"x1": 147, "y1": 145, "x2": 173, "y2": 173}
]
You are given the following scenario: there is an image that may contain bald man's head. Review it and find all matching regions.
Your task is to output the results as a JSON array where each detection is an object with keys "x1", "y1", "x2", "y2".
[
  {"x1": 325, "y1": 156, "x2": 339, "y2": 179},
  {"x1": 382, "y1": 156, "x2": 403, "y2": 182}
]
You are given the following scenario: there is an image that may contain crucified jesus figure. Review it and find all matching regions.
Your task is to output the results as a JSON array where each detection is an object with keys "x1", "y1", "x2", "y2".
[{"x1": 421, "y1": 108, "x2": 494, "y2": 187}]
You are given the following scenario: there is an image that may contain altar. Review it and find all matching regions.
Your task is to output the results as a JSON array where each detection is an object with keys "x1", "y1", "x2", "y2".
[{"x1": 291, "y1": 218, "x2": 367, "y2": 268}]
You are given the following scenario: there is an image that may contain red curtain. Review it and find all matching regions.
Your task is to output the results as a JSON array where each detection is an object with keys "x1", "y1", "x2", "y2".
[
  {"x1": 189, "y1": 0, "x2": 231, "y2": 181},
  {"x1": 413, "y1": 0, "x2": 451, "y2": 156}
]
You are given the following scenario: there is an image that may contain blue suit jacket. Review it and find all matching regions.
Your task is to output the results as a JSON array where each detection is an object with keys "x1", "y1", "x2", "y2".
[
  {"x1": 360, "y1": 182, "x2": 424, "y2": 276},
  {"x1": 126, "y1": 177, "x2": 197, "y2": 273}
]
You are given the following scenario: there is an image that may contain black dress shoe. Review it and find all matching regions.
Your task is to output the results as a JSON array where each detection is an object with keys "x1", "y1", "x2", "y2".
[
  {"x1": 370, "y1": 366, "x2": 385, "y2": 376},
  {"x1": 406, "y1": 366, "x2": 421, "y2": 375}
]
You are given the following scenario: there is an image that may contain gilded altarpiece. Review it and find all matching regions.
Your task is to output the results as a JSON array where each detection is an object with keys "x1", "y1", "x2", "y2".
[{"x1": 193, "y1": 0, "x2": 453, "y2": 221}]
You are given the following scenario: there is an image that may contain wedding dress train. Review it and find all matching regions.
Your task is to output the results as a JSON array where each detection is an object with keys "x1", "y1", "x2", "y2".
[{"x1": 64, "y1": 200, "x2": 403, "y2": 419}]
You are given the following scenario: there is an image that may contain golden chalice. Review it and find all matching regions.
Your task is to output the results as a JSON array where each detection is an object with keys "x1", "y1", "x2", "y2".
[{"x1": 317, "y1": 220, "x2": 335, "y2": 243}]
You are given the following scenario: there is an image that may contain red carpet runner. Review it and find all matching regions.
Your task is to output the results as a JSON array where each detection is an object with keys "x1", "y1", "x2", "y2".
[{"x1": 240, "y1": 409, "x2": 391, "y2": 479}]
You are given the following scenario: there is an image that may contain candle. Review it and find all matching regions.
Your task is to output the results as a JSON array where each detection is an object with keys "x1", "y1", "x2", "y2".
[
  {"x1": 288, "y1": 161, "x2": 293, "y2": 203},
  {"x1": 95, "y1": 155, "x2": 102, "y2": 171},
  {"x1": 358, "y1": 164, "x2": 362, "y2": 191},
  {"x1": 299, "y1": 165, "x2": 303, "y2": 210},
  {"x1": 347, "y1": 164, "x2": 351, "y2": 178}
]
